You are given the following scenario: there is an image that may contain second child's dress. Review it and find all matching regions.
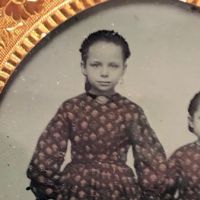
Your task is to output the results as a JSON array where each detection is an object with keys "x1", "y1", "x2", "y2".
[
  {"x1": 162, "y1": 142, "x2": 200, "y2": 200},
  {"x1": 27, "y1": 93, "x2": 167, "y2": 200}
]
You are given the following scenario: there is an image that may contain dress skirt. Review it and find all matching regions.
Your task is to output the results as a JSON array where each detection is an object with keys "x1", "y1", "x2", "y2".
[{"x1": 57, "y1": 161, "x2": 141, "y2": 200}]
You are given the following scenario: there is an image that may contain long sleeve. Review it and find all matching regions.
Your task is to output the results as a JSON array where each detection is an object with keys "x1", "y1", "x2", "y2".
[
  {"x1": 161, "y1": 152, "x2": 182, "y2": 200},
  {"x1": 26, "y1": 103, "x2": 70, "y2": 199},
  {"x1": 129, "y1": 106, "x2": 167, "y2": 199}
]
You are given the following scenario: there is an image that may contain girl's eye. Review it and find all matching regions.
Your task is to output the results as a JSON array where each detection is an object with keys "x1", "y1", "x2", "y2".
[
  {"x1": 90, "y1": 63, "x2": 101, "y2": 67},
  {"x1": 109, "y1": 63, "x2": 119, "y2": 68}
]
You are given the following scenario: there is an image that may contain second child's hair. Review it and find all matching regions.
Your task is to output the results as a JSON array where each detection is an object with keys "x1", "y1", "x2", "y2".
[
  {"x1": 79, "y1": 30, "x2": 131, "y2": 64},
  {"x1": 188, "y1": 91, "x2": 200, "y2": 132}
]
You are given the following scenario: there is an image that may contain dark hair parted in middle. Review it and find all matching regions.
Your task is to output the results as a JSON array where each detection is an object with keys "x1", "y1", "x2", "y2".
[
  {"x1": 188, "y1": 91, "x2": 200, "y2": 132},
  {"x1": 79, "y1": 30, "x2": 131, "y2": 64}
]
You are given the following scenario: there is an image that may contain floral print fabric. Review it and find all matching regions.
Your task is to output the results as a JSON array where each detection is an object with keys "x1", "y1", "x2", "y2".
[
  {"x1": 162, "y1": 142, "x2": 200, "y2": 200},
  {"x1": 27, "y1": 93, "x2": 167, "y2": 200}
]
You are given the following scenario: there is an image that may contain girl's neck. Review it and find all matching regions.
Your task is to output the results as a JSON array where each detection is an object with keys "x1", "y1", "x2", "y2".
[{"x1": 88, "y1": 88, "x2": 116, "y2": 97}]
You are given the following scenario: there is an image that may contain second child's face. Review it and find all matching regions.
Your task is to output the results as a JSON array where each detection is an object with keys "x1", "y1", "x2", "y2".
[
  {"x1": 82, "y1": 41, "x2": 127, "y2": 95},
  {"x1": 189, "y1": 106, "x2": 200, "y2": 138}
]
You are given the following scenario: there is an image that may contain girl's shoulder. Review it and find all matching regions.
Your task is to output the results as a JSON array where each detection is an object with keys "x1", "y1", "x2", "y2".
[
  {"x1": 170, "y1": 141, "x2": 199, "y2": 161},
  {"x1": 59, "y1": 93, "x2": 87, "y2": 111},
  {"x1": 62, "y1": 93, "x2": 86, "y2": 105},
  {"x1": 118, "y1": 93, "x2": 141, "y2": 109},
  {"x1": 117, "y1": 93, "x2": 144, "y2": 112}
]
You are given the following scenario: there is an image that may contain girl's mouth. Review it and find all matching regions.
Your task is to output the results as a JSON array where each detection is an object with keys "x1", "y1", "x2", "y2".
[
  {"x1": 97, "y1": 81, "x2": 111, "y2": 84},
  {"x1": 97, "y1": 81, "x2": 111, "y2": 86}
]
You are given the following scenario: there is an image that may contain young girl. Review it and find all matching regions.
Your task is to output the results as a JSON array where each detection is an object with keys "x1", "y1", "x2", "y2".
[
  {"x1": 26, "y1": 30, "x2": 167, "y2": 200},
  {"x1": 162, "y1": 92, "x2": 200, "y2": 200}
]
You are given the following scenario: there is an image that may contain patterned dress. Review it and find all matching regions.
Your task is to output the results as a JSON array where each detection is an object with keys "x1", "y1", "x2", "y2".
[
  {"x1": 162, "y1": 141, "x2": 200, "y2": 200},
  {"x1": 26, "y1": 93, "x2": 167, "y2": 200}
]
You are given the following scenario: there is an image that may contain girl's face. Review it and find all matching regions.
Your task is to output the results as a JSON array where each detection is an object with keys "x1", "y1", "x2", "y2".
[
  {"x1": 81, "y1": 41, "x2": 127, "y2": 95},
  {"x1": 189, "y1": 105, "x2": 200, "y2": 138}
]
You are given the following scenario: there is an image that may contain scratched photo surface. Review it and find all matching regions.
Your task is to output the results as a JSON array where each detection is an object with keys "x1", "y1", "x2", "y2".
[{"x1": 1, "y1": 0, "x2": 200, "y2": 199}]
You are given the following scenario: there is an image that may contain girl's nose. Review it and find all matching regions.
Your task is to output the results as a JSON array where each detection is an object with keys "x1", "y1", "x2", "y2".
[{"x1": 100, "y1": 66, "x2": 109, "y2": 77}]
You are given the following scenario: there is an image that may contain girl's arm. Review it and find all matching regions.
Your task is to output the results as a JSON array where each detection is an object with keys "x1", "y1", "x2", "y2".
[
  {"x1": 26, "y1": 103, "x2": 70, "y2": 199},
  {"x1": 129, "y1": 106, "x2": 167, "y2": 199},
  {"x1": 161, "y1": 152, "x2": 181, "y2": 200}
]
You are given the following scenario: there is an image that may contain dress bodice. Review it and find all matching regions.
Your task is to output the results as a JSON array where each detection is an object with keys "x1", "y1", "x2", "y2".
[{"x1": 65, "y1": 93, "x2": 136, "y2": 164}]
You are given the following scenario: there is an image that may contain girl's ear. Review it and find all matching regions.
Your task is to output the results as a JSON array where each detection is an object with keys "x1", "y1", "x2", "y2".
[
  {"x1": 188, "y1": 115, "x2": 194, "y2": 129},
  {"x1": 81, "y1": 61, "x2": 87, "y2": 76}
]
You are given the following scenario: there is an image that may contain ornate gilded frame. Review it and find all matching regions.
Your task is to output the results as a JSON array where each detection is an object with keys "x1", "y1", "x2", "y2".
[{"x1": 0, "y1": 0, "x2": 199, "y2": 95}]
